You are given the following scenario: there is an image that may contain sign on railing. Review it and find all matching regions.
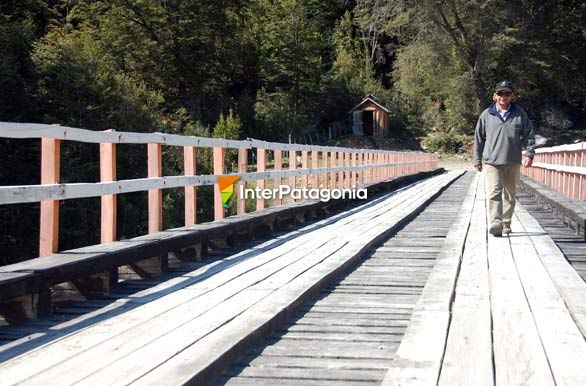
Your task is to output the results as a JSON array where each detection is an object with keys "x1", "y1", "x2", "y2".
[
  {"x1": 0, "y1": 122, "x2": 438, "y2": 257},
  {"x1": 522, "y1": 142, "x2": 586, "y2": 200}
]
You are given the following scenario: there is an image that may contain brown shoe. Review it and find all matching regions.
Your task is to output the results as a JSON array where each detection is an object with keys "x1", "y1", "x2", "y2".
[
  {"x1": 503, "y1": 225, "x2": 511, "y2": 235},
  {"x1": 489, "y1": 223, "x2": 502, "y2": 237}
]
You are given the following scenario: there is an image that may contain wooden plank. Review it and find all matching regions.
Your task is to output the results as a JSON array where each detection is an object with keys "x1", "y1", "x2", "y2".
[
  {"x1": 39, "y1": 137, "x2": 60, "y2": 257},
  {"x1": 382, "y1": 172, "x2": 477, "y2": 386},
  {"x1": 0, "y1": 175, "x2": 435, "y2": 376},
  {"x1": 122, "y1": 173, "x2": 462, "y2": 386},
  {"x1": 438, "y1": 176, "x2": 492, "y2": 386},
  {"x1": 509, "y1": 217, "x2": 586, "y2": 385},
  {"x1": 0, "y1": 172, "x2": 456, "y2": 385},
  {"x1": 487, "y1": 215, "x2": 555, "y2": 385},
  {"x1": 514, "y1": 203, "x2": 586, "y2": 336}
]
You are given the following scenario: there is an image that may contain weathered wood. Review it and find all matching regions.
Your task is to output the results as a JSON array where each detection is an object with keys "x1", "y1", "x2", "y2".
[
  {"x1": 487, "y1": 213, "x2": 555, "y2": 385},
  {"x1": 0, "y1": 171, "x2": 459, "y2": 385},
  {"x1": 184, "y1": 146, "x2": 197, "y2": 225},
  {"x1": 439, "y1": 176, "x2": 492, "y2": 386},
  {"x1": 213, "y1": 147, "x2": 225, "y2": 220},
  {"x1": 382, "y1": 173, "x2": 477, "y2": 386},
  {"x1": 100, "y1": 130, "x2": 117, "y2": 242},
  {"x1": 0, "y1": 161, "x2": 432, "y2": 205},
  {"x1": 256, "y1": 148, "x2": 266, "y2": 211},
  {"x1": 147, "y1": 143, "x2": 162, "y2": 233},
  {"x1": 509, "y1": 217, "x2": 586, "y2": 385},
  {"x1": 515, "y1": 204, "x2": 586, "y2": 336},
  {"x1": 39, "y1": 137, "x2": 60, "y2": 257},
  {"x1": 273, "y1": 149, "x2": 282, "y2": 206},
  {"x1": 235, "y1": 149, "x2": 246, "y2": 214},
  {"x1": 0, "y1": 121, "x2": 435, "y2": 155}
]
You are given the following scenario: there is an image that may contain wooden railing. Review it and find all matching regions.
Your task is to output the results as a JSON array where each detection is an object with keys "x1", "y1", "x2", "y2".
[
  {"x1": 0, "y1": 122, "x2": 438, "y2": 257},
  {"x1": 522, "y1": 142, "x2": 586, "y2": 200}
]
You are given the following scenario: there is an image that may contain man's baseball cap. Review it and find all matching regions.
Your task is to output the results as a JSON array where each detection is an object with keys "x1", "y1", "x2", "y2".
[{"x1": 495, "y1": 80, "x2": 513, "y2": 93}]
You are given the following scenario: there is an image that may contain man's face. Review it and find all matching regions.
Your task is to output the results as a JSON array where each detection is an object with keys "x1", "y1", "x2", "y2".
[{"x1": 494, "y1": 90, "x2": 513, "y2": 110}]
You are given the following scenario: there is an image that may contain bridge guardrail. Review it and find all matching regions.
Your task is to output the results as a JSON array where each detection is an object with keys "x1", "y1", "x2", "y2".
[
  {"x1": 522, "y1": 142, "x2": 586, "y2": 201},
  {"x1": 0, "y1": 122, "x2": 438, "y2": 258}
]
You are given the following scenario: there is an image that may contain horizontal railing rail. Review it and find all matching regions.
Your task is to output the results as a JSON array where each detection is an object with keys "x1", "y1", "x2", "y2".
[
  {"x1": 522, "y1": 142, "x2": 586, "y2": 200},
  {"x1": 0, "y1": 122, "x2": 438, "y2": 258}
]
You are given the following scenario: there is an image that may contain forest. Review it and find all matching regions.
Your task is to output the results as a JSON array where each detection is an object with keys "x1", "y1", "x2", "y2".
[{"x1": 1, "y1": 0, "x2": 585, "y2": 263}]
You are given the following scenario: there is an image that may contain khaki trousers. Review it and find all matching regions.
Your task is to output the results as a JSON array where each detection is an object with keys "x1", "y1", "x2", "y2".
[{"x1": 485, "y1": 164, "x2": 521, "y2": 227}]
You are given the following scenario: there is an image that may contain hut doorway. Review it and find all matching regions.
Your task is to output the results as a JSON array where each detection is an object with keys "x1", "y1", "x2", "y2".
[{"x1": 362, "y1": 110, "x2": 374, "y2": 136}]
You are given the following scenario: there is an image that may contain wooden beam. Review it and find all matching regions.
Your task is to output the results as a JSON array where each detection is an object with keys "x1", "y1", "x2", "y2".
[
  {"x1": 100, "y1": 131, "x2": 117, "y2": 243},
  {"x1": 213, "y1": 147, "x2": 225, "y2": 220},
  {"x1": 288, "y1": 151, "x2": 296, "y2": 202},
  {"x1": 301, "y1": 151, "x2": 308, "y2": 189},
  {"x1": 311, "y1": 150, "x2": 318, "y2": 189},
  {"x1": 184, "y1": 146, "x2": 197, "y2": 226},
  {"x1": 257, "y1": 148, "x2": 266, "y2": 211},
  {"x1": 39, "y1": 137, "x2": 61, "y2": 257},
  {"x1": 237, "y1": 148, "x2": 247, "y2": 214},
  {"x1": 273, "y1": 150, "x2": 282, "y2": 206},
  {"x1": 148, "y1": 143, "x2": 163, "y2": 233}
]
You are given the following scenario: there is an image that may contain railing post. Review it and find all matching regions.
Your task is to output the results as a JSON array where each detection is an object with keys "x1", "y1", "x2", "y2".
[
  {"x1": 257, "y1": 148, "x2": 266, "y2": 210},
  {"x1": 288, "y1": 150, "x2": 296, "y2": 202},
  {"x1": 237, "y1": 148, "x2": 247, "y2": 214},
  {"x1": 337, "y1": 151, "x2": 344, "y2": 188},
  {"x1": 301, "y1": 150, "x2": 308, "y2": 189},
  {"x1": 321, "y1": 151, "x2": 328, "y2": 189},
  {"x1": 311, "y1": 150, "x2": 319, "y2": 189},
  {"x1": 148, "y1": 143, "x2": 162, "y2": 233},
  {"x1": 39, "y1": 137, "x2": 61, "y2": 257},
  {"x1": 184, "y1": 146, "x2": 197, "y2": 225},
  {"x1": 350, "y1": 152, "x2": 355, "y2": 187},
  {"x1": 329, "y1": 151, "x2": 336, "y2": 188},
  {"x1": 213, "y1": 147, "x2": 225, "y2": 220},
  {"x1": 344, "y1": 152, "x2": 351, "y2": 188},
  {"x1": 273, "y1": 149, "x2": 282, "y2": 206},
  {"x1": 100, "y1": 131, "x2": 117, "y2": 242}
]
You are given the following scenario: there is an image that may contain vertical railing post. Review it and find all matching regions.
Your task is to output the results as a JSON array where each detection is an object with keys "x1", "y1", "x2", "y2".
[
  {"x1": 273, "y1": 149, "x2": 282, "y2": 206},
  {"x1": 213, "y1": 147, "x2": 225, "y2": 220},
  {"x1": 100, "y1": 131, "x2": 117, "y2": 242},
  {"x1": 39, "y1": 137, "x2": 61, "y2": 257},
  {"x1": 321, "y1": 151, "x2": 328, "y2": 189},
  {"x1": 311, "y1": 150, "x2": 319, "y2": 189},
  {"x1": 257, "y1": 148, "x2": 266, "y2": 210},
  {"x1": 237, "y1": 148, "x2": 247, "y2": 214},
  {"x1": 148, "y1": 143, "x2": 163, "y2": 233},
  {"x1": 351, "y1": 152, "x2": 357, "y2": 187},
  {"x1": 337, "y1": 151, "x2": 344, "y2": 188},
  {"x1": 289, "y1": 150, "x2": 296, "y2": 202},
  {"x1": 329, "y1": 151, "x2": 336, "y2": 188},
  {"x1": 301, "y1": 150, "x2": 308, "y2": 189},
  {"x1": 184, "y1": 146, "x2": 197, "y2": 226}
]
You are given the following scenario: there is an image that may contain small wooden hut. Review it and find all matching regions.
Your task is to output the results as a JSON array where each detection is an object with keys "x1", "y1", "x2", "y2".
[{"x1": 348, "y1": 94, "x2": 390, "y2": 138}]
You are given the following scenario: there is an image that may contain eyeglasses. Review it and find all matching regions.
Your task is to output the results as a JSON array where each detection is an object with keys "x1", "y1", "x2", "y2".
[{"x1": 496, "y1": 91, "x2": 512, "y2": 97}]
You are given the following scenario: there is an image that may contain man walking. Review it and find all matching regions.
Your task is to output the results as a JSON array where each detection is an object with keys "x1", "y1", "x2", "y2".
[{"x1": 474, "y1": 80, "x2": 536, "y2": 236}]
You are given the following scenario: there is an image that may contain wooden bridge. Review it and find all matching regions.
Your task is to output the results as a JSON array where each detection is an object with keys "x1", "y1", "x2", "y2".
[{"x1": 1, "y1": 123, "x2": 586, "y2": 385}]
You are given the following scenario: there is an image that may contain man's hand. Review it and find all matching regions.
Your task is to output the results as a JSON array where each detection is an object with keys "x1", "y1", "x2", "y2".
[
  {"x1": 522, "y1": 157, "x2": 533, "y2": 168},
  {"x1": 475, "y1": 164, "x2": 482, "y2": 172}
]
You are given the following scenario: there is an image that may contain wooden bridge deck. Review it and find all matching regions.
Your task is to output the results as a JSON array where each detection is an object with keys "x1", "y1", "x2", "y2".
[{"x1": 1, "y1": 170, "x2": 586, "y2": 385}]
